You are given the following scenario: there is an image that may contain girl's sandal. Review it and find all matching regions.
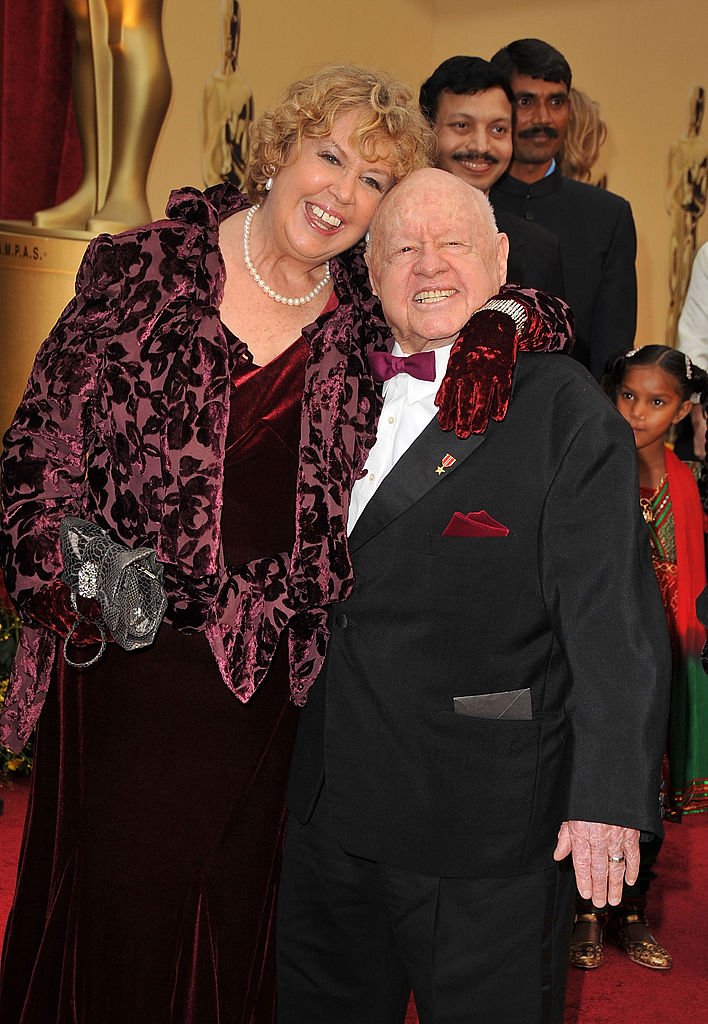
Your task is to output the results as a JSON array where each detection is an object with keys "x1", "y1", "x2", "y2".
[
  {"x1": 569, "y1": 911, "x2": 605, "y2": 969},
  {"x1": 613, "y1": 910, "x2": 672, "y2": 970}
]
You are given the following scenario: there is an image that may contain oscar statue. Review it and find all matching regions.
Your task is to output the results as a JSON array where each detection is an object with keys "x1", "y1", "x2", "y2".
[
  {"x1": 666, "y1": 85, "x2": 708, "y2": 347},
  {"x1": 202, "y1": 0, "x2": 253, "y2": 189},
  {"x1": 0, "y1": 0, "x2": 171, "y2": 441},
  {"x1": 33, "y1": 0, "x2": 172, "y2": 234}
]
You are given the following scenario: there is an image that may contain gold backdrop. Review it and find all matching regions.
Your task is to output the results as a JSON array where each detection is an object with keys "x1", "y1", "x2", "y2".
[{"x1": 3, "y1": 0, "x2": 708, "y2": 440}]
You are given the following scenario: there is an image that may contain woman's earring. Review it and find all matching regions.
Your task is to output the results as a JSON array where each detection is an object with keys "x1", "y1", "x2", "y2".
[{"x1": 265, "y1": 176, "x2": 274, "y2": 192}]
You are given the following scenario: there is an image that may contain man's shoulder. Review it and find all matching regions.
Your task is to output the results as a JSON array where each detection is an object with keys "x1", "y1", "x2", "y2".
[
  {"x1": 517, "y1": 350, "x2": 594, "y2": 385},
  {"x1": 491, "y1": 174, "x2": 634, "y2": 237},
  {"x1": 515, "y1": 352, "x2": 611, "y2": 414},
  {"x1": 492, "y1": 208, "x2": 564, "y2": 291},
  {"x1": 511, "y1": 353, "x2": 631, "y2": 448},
  {"x1": 557, "y1": 176, "x2": 632, "y2": 217},
  {"x1": 494, "y1": 208, "x2": 559, "y2": 250}
]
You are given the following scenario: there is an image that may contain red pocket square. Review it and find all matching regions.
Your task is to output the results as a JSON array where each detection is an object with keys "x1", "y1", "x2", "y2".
[{"x1": 442, "y1": 510, "x2": 510, "y2": 538}]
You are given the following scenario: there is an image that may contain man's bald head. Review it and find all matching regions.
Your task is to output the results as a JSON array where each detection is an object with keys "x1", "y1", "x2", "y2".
[
  {"x1": 365, "y1": 168, "x2": 508, "y2": 353},
  {"x1": 367, "y1": 167, "x2": 499, "y2": 266}
]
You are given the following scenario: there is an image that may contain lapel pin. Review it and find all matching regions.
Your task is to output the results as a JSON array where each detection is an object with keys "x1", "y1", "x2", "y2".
[{"x1": 435, "y1": 453, "x2": 457, "y2": 475}]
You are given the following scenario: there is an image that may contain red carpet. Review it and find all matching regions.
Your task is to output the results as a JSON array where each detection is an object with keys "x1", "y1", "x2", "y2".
[
  {"x1": 2, "y1": 780, "x2": 707, "y2": 1020},
  {"x1": 0, "y1": 778, "x2": 30, "y2": 940}
]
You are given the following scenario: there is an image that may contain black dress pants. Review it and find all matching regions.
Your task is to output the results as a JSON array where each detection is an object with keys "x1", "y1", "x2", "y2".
[{"x1": 277, "y1": 790, "x2": 575, "y2": 1024}]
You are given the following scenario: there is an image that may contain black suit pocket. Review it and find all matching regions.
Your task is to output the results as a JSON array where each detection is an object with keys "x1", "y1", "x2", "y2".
[
  {"x1": 424, "y1": 533, "x2": 517, "y2": 558},
  {"x1": 453, "y1": 688, "x2": 532, "y2": 719}
]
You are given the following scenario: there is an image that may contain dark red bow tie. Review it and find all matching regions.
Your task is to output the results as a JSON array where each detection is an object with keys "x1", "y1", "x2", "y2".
[{"x1": 367, "y1": 350, "x2": 437, "y2": 384}]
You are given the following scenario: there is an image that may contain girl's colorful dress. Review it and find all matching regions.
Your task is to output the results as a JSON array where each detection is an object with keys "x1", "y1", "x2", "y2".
[{"x1": 640, "y1": 447, "x2": 708, "y2": 815}]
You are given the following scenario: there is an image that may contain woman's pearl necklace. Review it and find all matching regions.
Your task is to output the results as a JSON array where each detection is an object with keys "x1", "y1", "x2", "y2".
[{"x1": 242, "y1": 204, "x2": 331, "y2": 306}]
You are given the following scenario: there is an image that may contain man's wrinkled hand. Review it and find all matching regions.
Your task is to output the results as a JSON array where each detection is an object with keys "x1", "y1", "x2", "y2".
[{"x1": 553, "y1": 819, "x2": 640, "y2": 907}]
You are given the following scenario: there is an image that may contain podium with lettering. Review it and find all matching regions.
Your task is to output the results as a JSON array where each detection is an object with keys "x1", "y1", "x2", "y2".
[{"x1": 0, "y1": 222, "x2": 90, "y2": 443}]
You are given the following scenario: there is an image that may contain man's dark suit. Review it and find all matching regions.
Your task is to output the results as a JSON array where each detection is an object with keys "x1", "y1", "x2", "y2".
[
  {"x1": 280, "y1": 353, "x2": 670, "y2": 1023},
  {"x1": 491, "y1": 167, "x2": 637, "y2": 378},
  {"x1": 495, "y1": 207, "x2": 565, "y2": 297}
]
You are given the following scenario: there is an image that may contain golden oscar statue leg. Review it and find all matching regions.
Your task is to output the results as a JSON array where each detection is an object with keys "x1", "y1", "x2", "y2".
[
  {"x1": 32, "y1": 0, "x2": 109, "y2": 231},
  {"x1": 87, "y1": 0, "x2": 171, "y2": 233}
]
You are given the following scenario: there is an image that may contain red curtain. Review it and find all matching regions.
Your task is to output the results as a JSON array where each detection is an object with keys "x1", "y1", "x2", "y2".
[{"x1": 0, "y1": 0, "x2": 82, "y2": 220}]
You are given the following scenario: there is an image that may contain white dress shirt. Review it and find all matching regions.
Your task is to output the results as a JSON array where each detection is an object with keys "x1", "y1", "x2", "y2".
[{"x1": 347, "y1": 342, "x2": 453, "y2": 534}]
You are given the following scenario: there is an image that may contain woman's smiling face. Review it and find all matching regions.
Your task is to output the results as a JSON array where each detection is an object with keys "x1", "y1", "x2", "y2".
[{"x1": 265, "y1": 109, "x2": 396, "y2": 266}]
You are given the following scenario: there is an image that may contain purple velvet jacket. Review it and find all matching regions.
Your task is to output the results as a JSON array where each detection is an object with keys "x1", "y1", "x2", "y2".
[
  {"x1": 0, "y1": 183, "x2": 391, "y2": 748},
  {"x1": 0, "y1": 183, "x2": 572, "y2": 750}
]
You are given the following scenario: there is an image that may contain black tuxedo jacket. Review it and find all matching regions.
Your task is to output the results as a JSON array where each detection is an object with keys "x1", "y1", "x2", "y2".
[
  {"x1": 491, "y1": 168, "x2": 637, "y2": 379},
  {"x1": 288, "y1": 354, "x2": 670, "y2": 879},
  {"x1": 494, "y1": 207, "x2": 565, "y2": 297}
]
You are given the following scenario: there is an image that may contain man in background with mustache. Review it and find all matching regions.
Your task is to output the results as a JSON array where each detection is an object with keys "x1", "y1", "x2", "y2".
[
  {"x1": 420, "y1": 56, "x2": 565, "y2": 297},
  {"x1": 491, "y1": 38, "x2": 637, "y2": 378}
]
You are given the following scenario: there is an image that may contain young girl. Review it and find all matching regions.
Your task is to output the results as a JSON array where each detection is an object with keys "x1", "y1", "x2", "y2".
[{"x1": 570, "y1": 344, "x2": 708, "y2": 973}]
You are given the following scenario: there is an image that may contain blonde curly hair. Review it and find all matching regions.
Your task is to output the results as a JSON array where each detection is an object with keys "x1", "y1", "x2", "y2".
[
  {"x1": 244, "y1": 64, "x2": 435, "y2": 202},
  {"x1": 559, "y1": 88, "x2": 607, "y2": 183}
]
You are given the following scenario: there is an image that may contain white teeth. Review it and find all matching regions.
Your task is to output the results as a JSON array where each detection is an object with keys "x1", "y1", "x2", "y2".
[
  {"x1": 414, "y1": 290, "x2": 455, "y2": 303},
  {"x1": 310, "y1": 204, "x2": 342, "y2": 228}
]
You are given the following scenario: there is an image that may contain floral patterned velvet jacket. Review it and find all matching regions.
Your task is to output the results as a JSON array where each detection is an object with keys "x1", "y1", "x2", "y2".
[
  {"x1": 0, "y1": 182, "x2": 572, "y2": 750},
  {"x1": 0, "y1": 183, "x2": 389, "y2": 748}
]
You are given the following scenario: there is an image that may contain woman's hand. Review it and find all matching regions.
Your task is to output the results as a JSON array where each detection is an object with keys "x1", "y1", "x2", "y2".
[{"x1": 435, "y1": 285, "x2": 574, "y2": 437}]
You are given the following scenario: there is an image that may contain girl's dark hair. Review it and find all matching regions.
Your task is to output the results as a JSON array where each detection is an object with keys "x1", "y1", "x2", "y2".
[
  {"x1": 601, "y1": 345, "x2": 708, "y2": 404},
  {"x1": 601, "y1": 344, "x2": 708, "y2": 509}
]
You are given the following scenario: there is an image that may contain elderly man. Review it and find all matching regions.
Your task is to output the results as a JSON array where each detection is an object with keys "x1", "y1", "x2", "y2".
[{"x1": 277, "y1": 169, "x2": 669, "y2": 1024}]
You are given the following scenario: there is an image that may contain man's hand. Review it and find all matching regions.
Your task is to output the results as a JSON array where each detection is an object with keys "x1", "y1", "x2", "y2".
[{"x1": 553, "y1": 819, "x2": 640, "y2": 907}]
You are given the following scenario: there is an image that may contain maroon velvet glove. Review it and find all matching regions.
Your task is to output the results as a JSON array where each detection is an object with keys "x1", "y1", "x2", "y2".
[
  {"x1": 435, "y1": 284, "x2": 574, "y2": 438},
  {"x1": 435, "y1": 310, "x2": 518, "y2": 438}
]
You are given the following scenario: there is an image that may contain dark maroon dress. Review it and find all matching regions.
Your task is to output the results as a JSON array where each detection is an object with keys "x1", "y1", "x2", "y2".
[{"x1": 0, "y1": 333, "x2": 309, "y2": 1023}]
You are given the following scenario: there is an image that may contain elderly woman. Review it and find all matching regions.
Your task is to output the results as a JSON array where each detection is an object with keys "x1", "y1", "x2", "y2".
[{"x1": 0, "y1": 65, "x2": 434, "y2": 1023}]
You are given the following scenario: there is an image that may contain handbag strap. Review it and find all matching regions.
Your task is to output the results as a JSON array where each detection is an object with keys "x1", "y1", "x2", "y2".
[{"x1": 63, "y1": 591, "x2": 108, "y2": 669}]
